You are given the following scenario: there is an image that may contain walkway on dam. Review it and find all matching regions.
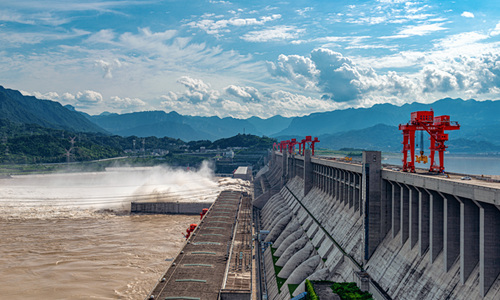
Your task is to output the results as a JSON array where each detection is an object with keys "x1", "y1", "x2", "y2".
[{"x1": 147, "y1": 190, "x2": 253, "y2": 300}]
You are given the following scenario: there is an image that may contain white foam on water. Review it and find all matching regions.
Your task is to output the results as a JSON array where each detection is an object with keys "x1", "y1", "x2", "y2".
[{"x1": 0, "y1": 161, "x2": 250, "y2": 219}]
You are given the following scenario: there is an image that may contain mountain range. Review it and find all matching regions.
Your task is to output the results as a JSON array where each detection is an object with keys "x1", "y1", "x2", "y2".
[
  {"x1": 1, "y1": 85, "x2": 499, "y2": 153},
  {"x1": 0, "y1": 86, "x2": 106, "y2": 134}
]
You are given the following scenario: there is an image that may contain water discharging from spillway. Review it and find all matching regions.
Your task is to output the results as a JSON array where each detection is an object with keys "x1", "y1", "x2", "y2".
[{"x1": 0, "y1": 162, "x2": 250, "y2": 299}]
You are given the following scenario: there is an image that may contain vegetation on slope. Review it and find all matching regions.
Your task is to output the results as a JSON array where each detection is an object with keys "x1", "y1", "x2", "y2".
[{"x1": 0, "y1": 119, "x2": 274, "y2": 174}]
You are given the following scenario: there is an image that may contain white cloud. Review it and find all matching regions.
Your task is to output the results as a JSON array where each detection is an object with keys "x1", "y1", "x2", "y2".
[
  {"x1": 0, "y1": 28, "x2": 90, "y2": 47},
  {"x1": 397, "y1": 23, "x2": 448, "y2": 37},
  {"x1": 209, "y1": 0, "x2": 231, "y2": 4},
  {"x1": 109, "y1": 96, "x2": 146, "y2": 109},
  {"x1": 225, "y1": 85, "x2": 262, "y2": 102},
  {"x1": 75, "y1": 90, "x2": 103, "y2": 106},
  {"x1": 167, "y1": 76, "x2": 221, "y2": 104},
  {"x1": 94, "y1": 59, "x2": 121, "y2": 79},
  {"x1": 159, "y1": 76, "x2": 344, "y2": 118},
  {"x1": 296, "y1": 7, "x2": 313, "y2": 16},
  {"x1": 461, "y1": 11, "x2": 474, "y2": 18},
  {"x1": 268, "y1": 49, "x2": 370, "y2": 102},
  {"x1": 241, "y1": 25, "x2": 304, "y2": 42},
  {"x1": 119, "y1": 28, "x2": 178, "y2": 52},
  {"x1": 86, "y1": 29, "x2": 116, "y2": 44},
  {"x1": 490, "y1": 22, "x2": 500, "y2": 36},
  {"x1": 28, "y1": 91, "x2": 60, "y2": 101},
  {"x1": 267, "y1": 54, "x2": 318, "y2": 89},
  {"x1": 422, "y1": 67, "x2": 459, "y2": 93},
  {"x1": 187, "y1": 14, "x2": 281, "y2": 35}
]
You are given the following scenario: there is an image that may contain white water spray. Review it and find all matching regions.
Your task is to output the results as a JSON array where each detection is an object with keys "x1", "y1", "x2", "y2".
[{"x1": 0, "y1": 161, "x2": 250, "y2": 219}]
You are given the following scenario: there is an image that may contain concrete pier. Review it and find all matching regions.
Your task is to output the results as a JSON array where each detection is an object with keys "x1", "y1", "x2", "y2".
[
  {"x1": 147, "y1": 191, "x2": 253, "y2": 300},
  {"x1": 131, "y1": 201, "x2": 212, "y2": 214}
]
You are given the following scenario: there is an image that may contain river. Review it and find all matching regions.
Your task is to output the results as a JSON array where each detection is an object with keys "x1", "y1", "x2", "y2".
[{"x1": 0, "y1": 164, "x2": 249, "y2": 299}]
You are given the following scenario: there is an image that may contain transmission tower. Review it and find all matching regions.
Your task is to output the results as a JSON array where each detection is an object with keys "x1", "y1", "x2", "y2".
[
  {"x1": 63, "y1": 136, "x2": 77, "y2": 163},
  {"x1": 63, "y1": 148, "x2": 73, "y2": 163}
]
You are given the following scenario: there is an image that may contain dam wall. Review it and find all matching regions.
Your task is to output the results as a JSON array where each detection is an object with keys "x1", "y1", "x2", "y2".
[{"x1": 254, "y1": 150, "x2": 500, "y2": 300}]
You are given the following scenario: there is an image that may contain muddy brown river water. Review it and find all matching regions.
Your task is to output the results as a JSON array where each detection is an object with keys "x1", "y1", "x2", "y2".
[
  {"x1": 0, "y1": 214, "x2": 197, "y2": 299},
  {"x1": 0, "y1": 165, "x2": 248, "y2": 299}
]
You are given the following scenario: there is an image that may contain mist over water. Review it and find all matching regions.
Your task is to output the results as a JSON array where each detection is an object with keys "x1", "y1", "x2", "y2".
[
  {"x1": 0, "y1": 162, "x2": 249, "y2": 299},
  {"x1": 0, "y1": 161, "x2": 229, "y2": 219}
]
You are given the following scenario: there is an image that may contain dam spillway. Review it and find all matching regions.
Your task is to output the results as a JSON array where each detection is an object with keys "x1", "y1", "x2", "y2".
[{"x1": 253, "y1": 149, "x2": 500, "y2": 300}]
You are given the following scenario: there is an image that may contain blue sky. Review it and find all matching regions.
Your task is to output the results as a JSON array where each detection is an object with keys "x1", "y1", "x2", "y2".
[{"x1": 0, "y1": 0, "x2": 499, "y2": 118}]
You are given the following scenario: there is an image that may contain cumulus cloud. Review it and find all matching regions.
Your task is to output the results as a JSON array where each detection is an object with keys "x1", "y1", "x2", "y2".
[
  {"x1": 224, "y1": 85, "x2": 262, "y2": 102},
  {"x1": 268, "y1": 49, "x2": 424, "y2": 103},
  {"x1": 241, "y1": 25, "x2": 304, "y2": 42},
  {"x1": 490, "y1": 22, "x2": 500, "y2": 36},
  {"x1": 25, "y1": 89, "x2": 106, "y2": 108},
  {"x1": 461, "y1": 11, "x2": 474, "y2": 18},
  {"x1": 27, "y1": 91, "x2": 60, "y2": 101},
  {"x1": 75, "y1": 90, "x2": 103, "y2": 106},
  {"x1": 95, "y1": 59, "x2": 121, "y2": 78},
  {"x1": 159, "y1": 76, "x2": 345, "y2": 118},
  {"x1": 188, "y1": 14, "x2": 281, "y2": 35},
  {"x1": 110, "y1": 96, "x2": 146, "y2": 109},
  {"x1": 422, "y1": 67, "x2": 459, "y2": 93},
  {"x1": 310, "y1": 49, "x2": 365, "y2": 102},
  {"x1": 267, "y1": 54, "x2": 318, "y2": 89},
  {"x1": 268, "y1": 49, "x2": 396, "y2": 102},
  {"x1": 162, "y1": 76, "x2": 220, "y2": 105}
]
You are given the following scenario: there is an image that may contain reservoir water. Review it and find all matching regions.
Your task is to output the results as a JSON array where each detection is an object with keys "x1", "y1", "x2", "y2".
[
  {"x1": 0, "y1": 164, "x2": 248, "y2": 299},
  {"x1": 382, "y1": 154, "x2": 500, "y2": 175}
]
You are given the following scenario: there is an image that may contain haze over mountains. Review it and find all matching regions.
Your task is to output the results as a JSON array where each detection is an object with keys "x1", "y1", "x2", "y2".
[{"x1": 1, "y1": 85, "x2": 499, "y2": 153}]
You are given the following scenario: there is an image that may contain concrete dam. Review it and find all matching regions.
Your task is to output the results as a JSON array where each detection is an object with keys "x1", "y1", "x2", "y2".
[{"x1": 252, "y1": 149, "x2": 500, "y2": 300}]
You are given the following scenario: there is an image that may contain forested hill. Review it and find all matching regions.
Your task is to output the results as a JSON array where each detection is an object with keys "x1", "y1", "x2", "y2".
[
  {"x1": 0, "y1": 118, "x2": 274, "y2": 165},
  {"x1": 0, "y1": 86, "x2": 107, "y2": 133}
]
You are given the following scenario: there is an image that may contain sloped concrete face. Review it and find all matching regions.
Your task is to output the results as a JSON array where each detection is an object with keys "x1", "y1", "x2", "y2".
[
  {"x1": 284, "y1": 255, "x2": 322, "y2": 285},
  {"x1": 273, "y1": 219, "x2": 300, "y2": 249},
  {"x1": 265, "y1": 207, "x2": 291, "y2": 233},
  {"x1": 274, "y1": 230, "x2": 304, "y2": 257},
  {"x1": 262, "y1": 203, "x2": 287, "y2": 228},
  {"x1": 278, "y1": 243, "x2": 314, "y2": 278},
  {"x1": 264, "y1": 213, "x2": 292, "y2": 243},
  {"x1": 276, "y1": 235, "x2": 309, "y2": 267},
  {"x1": 291, "y1": 268, "x2": 331, "y2": 297}
]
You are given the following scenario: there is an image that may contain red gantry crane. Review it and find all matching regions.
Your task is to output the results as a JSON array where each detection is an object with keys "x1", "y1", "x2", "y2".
[
  {"x1": 399, "y1": 110, "x2": 460, "y2": 173},
  {"x1": 274, "y1": 136, "x2": 320, "y2": 156}
]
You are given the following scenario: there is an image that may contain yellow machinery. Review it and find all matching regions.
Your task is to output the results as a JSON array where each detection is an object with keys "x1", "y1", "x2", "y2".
[{"x1": 415, "y1": 131, "x2": 428, "y2": 164}]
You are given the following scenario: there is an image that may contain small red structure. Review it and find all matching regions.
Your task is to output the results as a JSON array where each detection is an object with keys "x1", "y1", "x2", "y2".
[
  {"x1": 279, "y1": 140, "x2": 289, "y2": 152},
  {"x1": 200, "y1": 208, "x2": 208, "y2": 219},
  {"x1": 399, "y1": 110, "x2": 460, "y2": 173},
  {"x1": 302, "y1": 136, "x2": 320, "y2": 156},
  {"x1": 183, "y1": 223, "x2": 197, "y2": 239},
  {"x1": 288, "y1": 138, "x2": 298, "y2": 154},
  {"x1": 275, "y1": 136, "x2": 320, "y2": 156}
]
